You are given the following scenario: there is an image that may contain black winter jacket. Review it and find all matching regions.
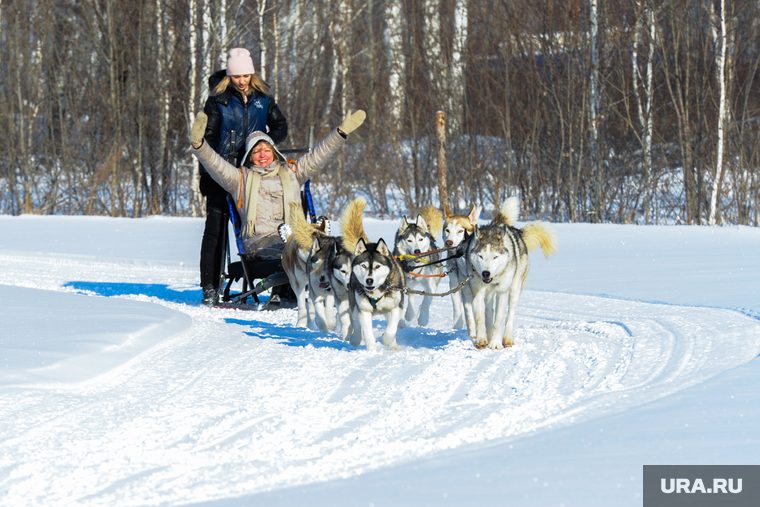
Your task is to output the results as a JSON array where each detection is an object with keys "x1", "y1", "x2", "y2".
[{"x1": 199, "y1": 70, "x2": 288, "y2": 200}]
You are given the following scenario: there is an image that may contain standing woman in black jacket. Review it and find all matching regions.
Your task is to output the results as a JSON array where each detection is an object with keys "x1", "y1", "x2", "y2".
[{"x1": 199, "y1": 48, "x2": 288, "y2": 306}]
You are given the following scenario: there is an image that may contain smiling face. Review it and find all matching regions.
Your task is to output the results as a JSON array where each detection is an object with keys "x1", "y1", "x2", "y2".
[{"x1": 250, "y1": 141, "x2": 275, "y2": 167}]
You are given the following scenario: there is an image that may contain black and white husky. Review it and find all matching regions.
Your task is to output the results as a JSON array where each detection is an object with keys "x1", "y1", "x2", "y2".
[
  {"x1": 466, "y1": 197, "x2": 558, "y2": 349},
  {"x1": 392, "y1": 206, "x2": 443, "y2": 327},
  {"x1": 348, "y1": 238, "x2": 406, "y2": 351}
]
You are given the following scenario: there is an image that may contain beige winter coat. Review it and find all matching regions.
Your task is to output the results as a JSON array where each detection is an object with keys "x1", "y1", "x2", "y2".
[{"x1": 192, "y1": 128, "x2": 346, "y2": 259}]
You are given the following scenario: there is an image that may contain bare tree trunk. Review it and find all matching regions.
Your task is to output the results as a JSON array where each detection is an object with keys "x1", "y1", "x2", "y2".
[
  {"x1": 588, "y1": 0, "x2": 601, "y2": 222},
  {"x1": 449, "y1": 0, "x2": 467, "y2": 132},
  {"x1": 385, "y1": 0, "x2": 404, "y2": 124},
  {"x1": 258, "y1": 0, "x2": 267, "y2": 81},
  {"x1": 134, "y1": 0, "x2": 144, "y2": 218},
  {"x1": 154, "y1": 0, "x2": 170, "y2": 214},
  {"x1": 12, "y1": 1, "x2": 34, "y2": 214},
  {"x1": 436, "y1": 111, "x2": 447, "y2": 209},
  {"x1": 709, "y1": 0, "x2": 729, "y2": 225},
  {"x1": 633, "y1": 0, "x2": 655, "y2": 224}
]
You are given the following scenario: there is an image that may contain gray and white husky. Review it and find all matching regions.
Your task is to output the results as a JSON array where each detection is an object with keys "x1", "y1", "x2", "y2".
[
  {"x1": 466, "y1": 197, "x2": 558, "y2": 349},
  {"x1": 303, "y1": 197, "x2": 370, "y2": 340},
  {"x1": 348, "y1": 238, "x2": 406, "y2": 351},
  {"x1": 392, "y1": 206, "x2": 443, "y2": 327}
]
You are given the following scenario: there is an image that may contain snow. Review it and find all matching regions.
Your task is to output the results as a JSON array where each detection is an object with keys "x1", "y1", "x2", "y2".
[{"x1": 1, "y1": 214, "x2": 759, "y2": 506}]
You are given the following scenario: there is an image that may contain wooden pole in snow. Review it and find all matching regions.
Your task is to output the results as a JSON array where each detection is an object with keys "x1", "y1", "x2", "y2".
[{"x1": 436, "y1": 111, "x2": 448, "y2": 212}]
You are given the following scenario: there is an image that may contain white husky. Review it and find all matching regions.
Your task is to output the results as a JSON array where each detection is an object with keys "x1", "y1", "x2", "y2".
[{"x1": 466, "y1": 197, "x2": 558, "y2": 349}]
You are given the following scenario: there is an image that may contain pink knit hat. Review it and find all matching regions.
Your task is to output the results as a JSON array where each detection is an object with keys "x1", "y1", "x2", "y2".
[{"x1": 226, "y1": 48, "x2": 255, "y2": 76}]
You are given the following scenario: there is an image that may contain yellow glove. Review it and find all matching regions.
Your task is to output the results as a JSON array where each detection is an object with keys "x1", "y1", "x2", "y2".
[
  {"x1": 339, "y1": 110, "x2": 366, "y2": 135},
  {"x1": 190, "y1": 112, "x2": 208, "y2": 145}
]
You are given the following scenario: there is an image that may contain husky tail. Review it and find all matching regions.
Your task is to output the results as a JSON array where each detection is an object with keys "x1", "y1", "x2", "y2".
[
  {"x1": 340, "y1": 197, "x2": 370, "y2": 251},
  {"x1": 491, "y1": 196, "x2": 520, "y2": 226},
  {"x1": 288, "y1": 201, "x2": 322, "y2": 250},
  {"x1": 419, "y1": 205, "x2": 443, "y2": 239},
  {"x1": 522, "y1": 221, "x2": 558, "y2": 258}
]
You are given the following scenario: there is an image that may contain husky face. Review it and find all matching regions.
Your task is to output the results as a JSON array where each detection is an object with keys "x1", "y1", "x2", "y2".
[
  {"x1": 396, "y1": 215, "x2": 432, "y2": 255},
  {"x1": 309, "y1": 238, "x2": 332, "y2": 291},
  {"x1": 353, "y1": 239, "x2": 393, "y2": 292},
  {"x1": 443, "y1": 205, "x2": 479, "y2": 248},
  {"x1": 469, "y1": 231, "x2": 510, "y2": 284},
  {"x1": 331, "y1": 243, "x2": 353, "y2": 288},
  {"x1": 443, "y1": 218, "x2": 468, "y2": 248}
]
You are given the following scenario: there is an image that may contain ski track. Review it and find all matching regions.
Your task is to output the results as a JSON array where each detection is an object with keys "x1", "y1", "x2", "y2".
[{"x1": 1, "y1": 252, "x2": 759, "y2": 506}]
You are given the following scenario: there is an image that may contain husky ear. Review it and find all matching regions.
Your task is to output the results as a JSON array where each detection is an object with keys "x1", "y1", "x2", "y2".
[
  {"x1": 355, "y1": 238, "x2": 368, "y2": 256},
  {"x1": 311, "y1": 237, "x2": 321, "y2": 256},
  {"x1": 376, "y1": 238, "x2": 390, "y2": 256},
  {"x1": 398, "y1": 216, "x2": 409, "y2": 233},
  {"x1": 471, "y1": 225, "x2": 481, "y2": 242},
  {"x1": 416, "y1": 214, "x2": 428, "y2": 233},
  {"x1": 468, "y1": 205, "x2": 480, "y2": 224}
]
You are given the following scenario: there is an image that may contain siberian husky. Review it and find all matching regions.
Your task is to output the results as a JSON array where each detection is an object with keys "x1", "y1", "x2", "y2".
[
  {"x1": 348, "y1": 238, "x2": 406, "y2": 351},
  {"x1": 304, "y1": 197, "x2": 369, "y2": 339},
  {"x1": 442, "y1": 204, "x2": 480, "y2": 330},
  {"x1": 332, "y1": 197, "x2": 371, "y2": 340},
  {"x1": 466, "y1": 197, "x2": 557, "y2": 349},
  {"x1": 281, "y1": 202, "x2": 329, "y2": 327},
  {"x1": 307, "y1": 236, "x2": 341, "y2": 332},
  {"x1": 392, "y1": 205, "x2": 443, "y2": 327}
]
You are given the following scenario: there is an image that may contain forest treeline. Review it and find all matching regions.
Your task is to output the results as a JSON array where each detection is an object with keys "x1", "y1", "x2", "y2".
[{"x1": 1, "y1": 0, "x2": 758, "y2": 225}]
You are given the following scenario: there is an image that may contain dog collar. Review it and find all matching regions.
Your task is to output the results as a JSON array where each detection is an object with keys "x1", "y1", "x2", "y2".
[{"x1": 365, "y1": 290, "x2": 385, "y2": 310}]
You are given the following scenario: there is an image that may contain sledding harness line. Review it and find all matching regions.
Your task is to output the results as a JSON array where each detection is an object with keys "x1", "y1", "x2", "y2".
[
  {"x1": 380, "y1": 275, "x2": 472, "y2": 298},
  {"x1": 395, "y1": 246, "x2": 462, "y2": 278}
]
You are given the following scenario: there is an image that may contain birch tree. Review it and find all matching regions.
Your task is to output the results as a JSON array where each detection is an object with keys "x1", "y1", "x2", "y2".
[
  {"x1": 449, "y1": 0, "x2": 468, "y2": 132},
  {"x1": 385, "y1": 0, "x2": 405, "y2": 125},
  {"x1": 632, "y1": 0, "x2": 656, "y2": 223},
  {"x1": 588, "y1": 0, "x2": 602, "y2": 221},
  {"x1": 709, "y1": 0, "x2": 729, "y2": 225}
]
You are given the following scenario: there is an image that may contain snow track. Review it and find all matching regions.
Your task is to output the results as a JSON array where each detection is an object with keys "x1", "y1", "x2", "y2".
[{"x1": 1, "y1": 250, "x2": 759, "y2": 506}]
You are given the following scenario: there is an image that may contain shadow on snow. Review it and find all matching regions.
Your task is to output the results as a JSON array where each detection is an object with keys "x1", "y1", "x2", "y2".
[
  {"x1": 226, "y1": 317, "x2": 466, "y2": 351},
  {"x1": 63, "y1": 281, "x2": 200, "y2": 306}
]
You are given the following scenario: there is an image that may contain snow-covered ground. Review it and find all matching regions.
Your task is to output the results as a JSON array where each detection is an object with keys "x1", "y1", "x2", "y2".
[{"x1": 1, "y1": 214, "x2": 759, "y2": 506}]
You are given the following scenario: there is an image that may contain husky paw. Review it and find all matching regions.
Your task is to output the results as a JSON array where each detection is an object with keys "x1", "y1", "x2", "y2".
[
  {"x1": 473, "y1": 338, "x2": 488, "y2": 350},
  {"x1": 488, "y1": 341, "x2": 504, "y2": 350},
  {"x1": 502, "y1": 337, "x2": 514, "y2": 348},
  {"x1": 278, "y1": 223, "x2": 292, "y2": 242}
]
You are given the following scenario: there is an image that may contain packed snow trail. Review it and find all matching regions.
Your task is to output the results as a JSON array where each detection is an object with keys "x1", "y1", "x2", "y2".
[
  {"x1": 1, "y1": 217, "x2": 760, "y2": 506},
  {"x1": 0, "y1": 253, "x2": 758, "y2": 505}
]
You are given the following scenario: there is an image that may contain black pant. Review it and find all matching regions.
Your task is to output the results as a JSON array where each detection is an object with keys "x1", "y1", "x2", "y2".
[{"x1": 200, "y1": 174, "x2": 230, "y2": 289}]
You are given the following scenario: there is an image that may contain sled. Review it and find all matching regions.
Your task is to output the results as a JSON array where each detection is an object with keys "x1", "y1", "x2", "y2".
[{"x1": 214, "y1": 128, "x2": 316, "y2": 311}]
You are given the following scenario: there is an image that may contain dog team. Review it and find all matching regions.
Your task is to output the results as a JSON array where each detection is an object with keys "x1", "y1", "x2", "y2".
[
  {"x1": 184, "y1": 50, "x2": 556, "y2": 351},
  {"x1": 280, "y1": 195, "x2": 558, "y2": 352}
]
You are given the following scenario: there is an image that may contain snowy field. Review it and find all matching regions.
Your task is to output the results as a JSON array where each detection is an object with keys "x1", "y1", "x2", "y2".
[{"x1": 1, "y1": 214, "x2": 759, "y2": 506}]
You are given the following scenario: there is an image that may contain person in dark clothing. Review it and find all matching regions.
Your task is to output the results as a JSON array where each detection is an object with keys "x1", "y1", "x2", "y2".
[{"x1": 199, "y1": 47, "x2": 288, "y2": 306}]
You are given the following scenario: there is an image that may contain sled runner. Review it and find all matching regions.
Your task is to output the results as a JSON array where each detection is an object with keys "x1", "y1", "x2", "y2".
[{"x1": 214, "y1": 129, "x2": 316, "y2": 311}]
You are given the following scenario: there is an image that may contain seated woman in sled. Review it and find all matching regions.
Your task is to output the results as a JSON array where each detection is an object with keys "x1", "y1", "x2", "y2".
[{"x1": 188, "y1": 109, "x2": 366, "y2": 261}]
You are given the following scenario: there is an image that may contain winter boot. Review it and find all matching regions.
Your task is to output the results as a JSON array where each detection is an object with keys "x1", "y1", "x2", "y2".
[{"x1": 202, "y1": 284, "x2": 219, "y2": 306}]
